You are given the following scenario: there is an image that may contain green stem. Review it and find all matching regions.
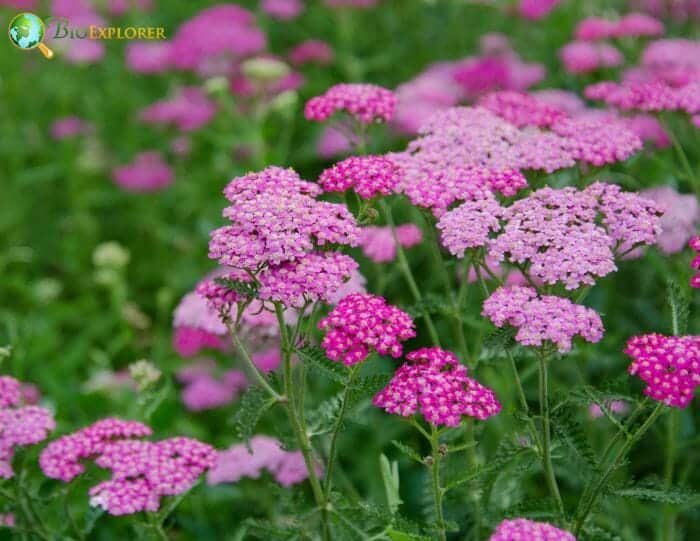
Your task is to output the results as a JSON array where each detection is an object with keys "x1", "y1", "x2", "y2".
[
  {"x1": 506, "y1": 350, "x2": 540, "y2": 449},
  {"x1": 538, "y1": 352, "x2": 565, "y2": 518},
  {"x1": 429, "y1": 426, "x2": 447, "y2": 541},
  {"x1": 573, "y1": 402, "x2": 666, "y2": 535},
  {"x1": 228, "y1": 322, "x2": 282, "y2": 401},
  {"x1": 147, "y1": 513, "x2": 169, "y2": 541},
  {"x1": 323, "y1": 363, "x2": 361, "y2": 500},
  {"x1": 660, "y1": 116, "x2": 700, "y2": 195},
  {"x1": 661, "y1": 409, "x2": 679, "y2": 541},
  {"x1": 274, "y1": 303, "x2": 329, "y2": 540},
  {"x1": 464, "y1": 422, "x2": 481, "y2": 540},
  {"x1": 379, "y1": 199, "x2": 441, "y2": 346}
]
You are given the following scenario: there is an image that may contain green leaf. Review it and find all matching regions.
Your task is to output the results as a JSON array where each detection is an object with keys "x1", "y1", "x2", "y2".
[
  {"x1": 391, "y1": 440, "x2": 424, "y2": 464},
  {"x1": 612, "y1": 485, "x2": 696, "y2": 504},
  {"x1": 214, "y1": 276, "x2": 259, "y2": 298},
  {"x1": 387, "y1": 528, "x2": 431, "y2": 541},
  {"x1": 297, "y1": 345, "x2": 349, "y2": 384},
  {"x1": 233, "y1": 387, "x2": 277, "y2": 441},
  {"x1": 380, "y1": 454, "x2": 402, "y2": 514},
  {"x1": 445, "y1": 448, "x2": 528, "y2": 491},
  {"x1": 552, "y1": 406, "x2": 600, "y2": 473},
  {"x1": 667, "y1": 279, "x2": 689, "y2": 335},
  {"x1": 307, "y1": 392, "x2": 344, "y2": 437},
  {"x1": 347, "y1": 374, "x2": 391, "y2": 406}
]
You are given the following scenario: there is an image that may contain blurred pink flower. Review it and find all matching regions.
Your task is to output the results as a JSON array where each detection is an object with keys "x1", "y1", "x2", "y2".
[
  {"x1": 125, "y1": 42, "x2": 173, "y2": 74},
  {"x1": 317, "y1": 126, "x2": 353, "y2": 158},
  {"x1": 170, "y1": 136, "x2": 192, "y2": 157},
  {"x1": 560, "y1": 41, "x2": 623, "y2": 74},
  {"x1": 50, "y1": 116, "x2": 91, "y2": 139},
  {"x1": 112, "y1": 152, "x2": 174, "y2": 193},
  {"x1": 589, "y1": 400, "x2": 629, "y2": 418},
  {"x1": 178, "y1": 367, "x2": 248, "y2": 412},
  {"x1": 261, "y1": 0, "x2": 304, "y2": 20},
  {"x1": 105, "y1": 0, "x2": 152, "y2": 16},
  {"x1": 289, "y1": 40, "x2": 334, "y2": 65},
  {"x1": 252, "y1": 347, "x2": 282, "y2": 373},
  {"x1": 518, "y1": 0, "x2": 560, "y2": 20},
  {"x1": 359, "y1": 225, "x2": 422, "y2": 263},
  {"x1": 140, "y1": 87, "x2": 216, "y2": 132}
]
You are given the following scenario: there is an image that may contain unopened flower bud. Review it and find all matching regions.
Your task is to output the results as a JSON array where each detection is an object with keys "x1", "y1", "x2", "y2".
[
  {"x1": 241, "y1": 57, "x2": 290, "y2": 83},
  {"x1": 129, "y1": 360, "x2": 161, "y2": 391}
]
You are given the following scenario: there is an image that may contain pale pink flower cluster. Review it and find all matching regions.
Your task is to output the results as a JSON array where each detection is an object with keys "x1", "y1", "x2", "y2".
[
  {"x1": 482, "y1": 286, "x2": 604, "y2": 352},
  {"x1": 177, "y1": 364, "x2": 248, "y2": 411},
  {"x1": 112, "y1": 152, "x2": 174, "y2": 193},
  {"x1": 40, "y1": 418, "x2": 216, "y2": 515},
  {"x1": 576, "y1": 13, "x2": 664, "y2": 40},
  {"x1": 518, "y1": 0, "x2": 561, "y2": 20},
  {"x1": 626, "y1": 334, "x2": 700, "y2": 408},
  {"x1": 318, "y1": 155, "x2": 402, "y2": 199},
  {"x1": 359, "y1": 224, "x2": 422, "y2": 263},
  {"x1": 50, "y1": 116, "x2": 91, "y2": 139},
  {"x1": 478, "y1": 91, "x2": 567, "y2": 128},
  {"x1": 305, "y1": 84, "x2": 397, "y2": 124},
  {"x1": 490, "y1": 184, "x2": 661, "y2": 289},
  {"x1": 209, "y1": 167, "x2": 358, "y2": 270},
  {"x1": 373, "y1": 348, "x2": 501, "y2": 426},
  {"x1": 0, "y1": 376, "x2": 55, "y2": 478},
  {"x1": 139, "y1": 87, "x2": 216, "y2": 132},
  {"x1": 640, "y1": 187, "x2": 699, "y2": 254},
  {"x1": 289, "y1": 40, "x2": 334, "y2": 65},
  {"x1": 207, "y1": 435, "x2": 320, "y2": 487},
  {"x1": 318, "y1": 293, "x2": 416, "y2": 365},
  {"x1": 490, "y1": 518, "x2": 576, "y2": 540},
  {"x1": 560, "y1": 41, "x2": 623, "y2": 74},
  {"x1": 437, "y1": 194, "x2": 503, "y2": 257}
]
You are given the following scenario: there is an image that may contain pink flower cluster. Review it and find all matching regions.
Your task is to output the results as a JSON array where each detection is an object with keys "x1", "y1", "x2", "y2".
[
  {"x1": 640, "y1": 187, "x2": 699, "y2": 254},
  {"x1": 690, "y1": 237, "x2": 700, "y2": 288},
  {"x1": 560, "y1": 41, "x2": 623, "y2": 74},
  {"x1": 359, "y1": 224, "x2": 422, "y2": 263},
  {"x1": 207, "y1": 435, "x2": 320, "y2": 487},
  {"x1": 482, "y1": 287, "x2": 604, "y2": 352},
  {"x1": 373, "y1": 348, "x2": 501, "y2": 426},
  {"x1": 437, "y1": 194, "x2": 503, "y2": 257},
  {"x1": 40, "y1": 418, "x2": 216, "y2": 515},
  {"x1": 550, "y1": 117, "x2": 642, "y2": 166},
  {"x1": 575, "y1": 13, "x2": 664, "y2": 40},
  {"x1": 318, "y1": 155, "x2": 402, "y2": 199},
  {"x1": 112, "y1": 152, "x2": 174, "y2": 193},
  {"x1": 261, "y1": 0, "x2": 304, "y2": 20},
  {"x1": 318, "y1": 293, "x2": 416, "y2": 365},
  {"x1": 50, "y1": 116, "x2": 91, "y2": 139},
  {"x1": 489, "y1": 518, "x2": 576, "y2": 540},
  {"x1": 305, "y1": 84, "x2": 396, "y2": 124},
  {"x1": 289, "y1": 40, "x2": 334, "y2": 65},
  {"x1": 489, "y1": 184, "x2": 661, "y2": 289},
  {"x1": 0, "y1": 376, "x2": 54, "y2": 478},
  {"x1": 177, "y1": 364, "x2": 248, "y2": 411},
  {"x1": 46, "y1": 0, "x2": 105, "y2": 64},
  {"x1": 625, "y1": 334, "x2": 700, "y2": 408},
  {"x1": 478, "y1": 91, "x2": 567, "y2": 128},
  {"x1": 139, "y1": 87, "x2": 216, "y2": 132}
]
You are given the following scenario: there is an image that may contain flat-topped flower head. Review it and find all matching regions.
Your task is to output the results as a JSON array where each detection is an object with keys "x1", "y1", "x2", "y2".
[
  {"x1": 626, "y1": 334, "x2": 700, "y2": 408},
  {"x1": 373, "y1": 347, "x2": 501, "y2": 426},
  {"x1": 489, "y1": 184, "x2": 661, "y2": 289},
  {"x1": 304, "y1": 83, "x2": 396, "y2": 124},
  {"x1": 490, "y1": 518, "x2": 576, "y2": 540},
  {"x1": 482, "y1": 286, "x2": 604, "y2": 352},
  {"x1": 478, "y1": 90, "x2": 568, "y2": 128},
  {"x1": 437, "y1": 194, "x2": 503, "y2": 257},
  {"x1": 552, "y1": 117, "x2": 642, "y2": 166},
  {"x1": 208, "y1": 167, "x2": 359, "y2": 270},
  {"x1": 318, "y1": 293, "x2": 416, "y2": 365},
  {"x1": 584, "y1": 80, "x2": 679, "y2": 112},
  {"x1": 318, "y1": 155, "x2": 402, "y2": 199}
]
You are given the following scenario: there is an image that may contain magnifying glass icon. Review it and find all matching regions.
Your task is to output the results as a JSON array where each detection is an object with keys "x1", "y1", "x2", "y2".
[{"x1": 8, "y1": 13, "x2": 54, "y2": 59}]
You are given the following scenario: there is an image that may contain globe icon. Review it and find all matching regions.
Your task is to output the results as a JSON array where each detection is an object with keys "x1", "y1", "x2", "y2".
[{"x1": 8, "y1": 12, "x2": 53, "y2": 58}]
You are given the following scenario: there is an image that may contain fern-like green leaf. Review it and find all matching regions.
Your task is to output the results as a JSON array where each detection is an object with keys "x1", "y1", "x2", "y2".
[
  {"x1": 214, "y1": 276, "x2": 259, "y2": 298},
  {"x1": 391, "y1": 440, "x2": 425, "y2": 465},
  {"x1": 297, "y1": 345, "x2": 349, "y2": 384},
  {"x1": 233, "y1": 387, "x2": 277, "y2": 441},
  {"x1": 307, "y1": 392, "x2": 344, "y2": 437},
  {"x1": 613, "y1": 485, "x2": 696, "y2": 504}
]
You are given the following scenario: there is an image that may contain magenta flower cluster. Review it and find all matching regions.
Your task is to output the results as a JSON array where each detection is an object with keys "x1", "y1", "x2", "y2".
[
  {"x1": 318, "y1": 293, "x2": 416, "y2": 365},
  {"x1": 482, "y1": 286, "x2": 604, "y2": 352},
  {"x1": 625, "y1": 334, "x2": 700, "y2": 408},
  {"x1": 489, "y1": 518, "x2": 576, "y2": 540},
  {"x1": 40, "y1": 418, "x2": 216, "y2": 515},
  {"x1": 304, "y1": 83, "x2": 397, "y2": 124},
  {"x1": 207, "y1": 435, "x2": 320, "y2": 487},
  {"x1": 490, "y1": 184, "x2": 661, "y2": 289},
  {"x1": 373, "y1": 347, "x2": 501, "y2": 426},
  {"x1": 0, "y1": 376, "x2": 54, "y2": 479},
  {"x1": 318, "y1": 155, "x2": 402, "y2": 199},
  {"x1": 690, "y1": 236, "x2": 700, "y2": 288},
  {"x1": 575, "y1": 13, "x2": 664, "y2": 40}
]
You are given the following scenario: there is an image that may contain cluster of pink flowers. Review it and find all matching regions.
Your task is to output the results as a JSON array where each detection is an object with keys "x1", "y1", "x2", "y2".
[
  {"x1": 551, "y1": 117, "x2": 643, "y2": 166},
  {"x1": 46, "y1": 0, "x2": 105, "y2": 64},
  {"x1": 632, "y1": 0, "x2": 700, "y2": 22},
  {"x1": 112, "y1": 151, "x2": 174, "y2": 193},
  {"x1": 305, "y1": 84, "x2": 396, "y2": 124},
  {"x1": 40, "y1": 418, "x2": 216, "y2": 515},
  {"x1": 373, "y1": 348, "x2": 501, "y2": 426},
  {"x1": 690, "y1": 237, "x2": 700, "y2": 288},
  {"x1": 559, "y1": 41, "x2": 623, "y2": 74},
  {"x1": 489, "y1": 184, "x2": 661, "y2": 289},
  {"x1": 207, "y1": 435, "x2": 320, "y2": 487},
  {"x1": 261, "y1": 0, "x2": 304, "y2": 20},
  {"x1": 359, "y1": 224, "x2": 422, "y2": 263},
  {"x1": 318, "y1": 293, "x2": 416, "y2": 365},
  {"x1": 625, "y1": 334, "x2": 700, "y2": 407},
  {"x1": 575, "y1": 13, "x2": 664, "y2": 41},
  {"x1": 489, "y1": 518, "x2": 576, "y2": 540},
  {"x1": 478, "y1": 91, "x2": 567, "y2": 128},
  {"x1": 50, "y1": 116, "x2": 92, "y2": 140},
  {"x1": 639, "y1": 187, "x2": 699, "y2": 254},
  {"x1": 289, "y1": 40, "x2": 334, "y2": 65},
  {"x1": 177, "y1": 363, "x2": 248, "y2": 411},
  {"x1": 518, "y1": 0, "x2": 561, "y2": 19},
  {"x1": 437, "y1": 194, "x2": 503, "y2": 257},
  {"x1": 318, "y1": 155, "x2": 402, "y2": 199},
  {"x1": 0, "y1": 376, "x2": 54, "y2": 478},
  {"x1": 172, "y1": 291, "x2": 229, "y2": 357},
  {"x1": 139, "y1": 87, "x2": 216, "y2": 132},
  {"x1": 483, "y1": 287, "x2": 604, "y2": 352}
]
